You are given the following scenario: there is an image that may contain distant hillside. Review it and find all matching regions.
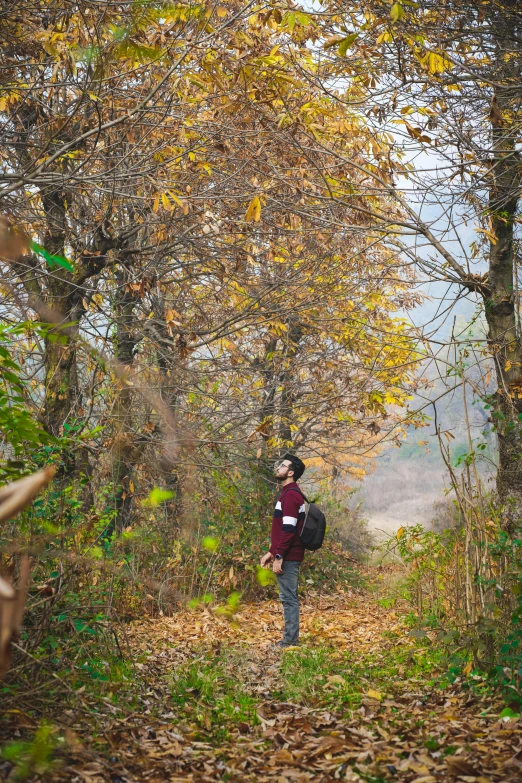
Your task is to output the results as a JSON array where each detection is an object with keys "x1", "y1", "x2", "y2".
[{"x1": 355, "y1": 320, "x2": 496, "y2": 535}]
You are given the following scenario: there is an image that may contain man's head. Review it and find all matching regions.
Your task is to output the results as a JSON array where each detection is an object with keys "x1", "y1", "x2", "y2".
[{"x1": 274, "y1": 453, "x2": 305, "y2": 483}]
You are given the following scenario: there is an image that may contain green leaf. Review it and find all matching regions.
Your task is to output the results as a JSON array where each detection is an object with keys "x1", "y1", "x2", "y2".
[
  {"x1": 286, "y1": 12, "x2": 296, "y2": 32},
  {"x1": 227, "y1": 591, "x2": 240, "y2": 609},
  {"x1": 79, "y1": 425, "x2": 105, "y2": 440},
  {"x1": 142, "y1": 487, "x2": 174, "y2": 507},
  {"x1": 73, "y1": 619, "x2": 89, "y2": 633},
  {"x1": 257, "y1": 565, "x2": 276, "y2": 586},
  {"x1": 202, "y1": 536, "x2": 219, "y2": 552},
  {"x1": 338, "y1": 33, "x2": 359, "y2": 56},
  {"x1": 500, "y1": 707, "x2": 520, "y2": 720},
  {"x1": 295, "y1": 12, "x2": 312, "y2": 27},
  {"x1": 409, "y1": 628, "x2": 428, "y2": 639},
  {"x1": 30, "y1": 241, "x2": 74, "y2": 272}
]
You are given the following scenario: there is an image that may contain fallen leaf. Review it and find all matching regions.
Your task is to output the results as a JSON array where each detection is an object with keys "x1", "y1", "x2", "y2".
[
  {"x1": 446, "y1": 757, "x2": 480, "y2": 776},
  {"x1": 327, "y1": 674, "x2": 346, "y2": 686}
]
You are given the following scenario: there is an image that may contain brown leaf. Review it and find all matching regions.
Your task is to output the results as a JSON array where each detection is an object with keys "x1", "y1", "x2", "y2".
[
  {"x1": 489, "y1": 94, "x2": 502, "y2": 127},
  {"x1": 0, "y1": 576, "x2": 14, "y2": 600},
  {"x1": 0, "y1": 217, "x2": 29, "y2": 260},
  {"x1": 0, "y1": 556, "x2": 31, "y2": 676},
  {"x1": 446, "y1": 757, "x2": 480, "y2": 776},
  {"x1": 0, "y1": 466, "x2": 56, "y2": 524},
  {"x1": 273, "y1": 748, "x2": 297, "y2": 765},
  {"x1": 77, "y1": 762, "x2": 105, "y2": 780},
  {"x1": 307, "y1": 736, "x2": 347, "y2": 759}
]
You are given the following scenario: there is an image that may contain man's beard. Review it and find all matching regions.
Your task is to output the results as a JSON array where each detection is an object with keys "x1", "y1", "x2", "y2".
[{"x1": 276, "y1": 470, "x2": 290, "y2": 482}]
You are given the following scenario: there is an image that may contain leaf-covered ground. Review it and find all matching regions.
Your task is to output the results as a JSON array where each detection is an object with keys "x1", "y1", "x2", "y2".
[{"x1": 4, "y1": 583, "x2": 522, "y2": 782}]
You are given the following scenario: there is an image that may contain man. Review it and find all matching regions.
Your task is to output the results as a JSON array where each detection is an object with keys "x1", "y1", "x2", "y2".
[{"x1": 260, "y1": 453, "x2": 306, "y2": 648}]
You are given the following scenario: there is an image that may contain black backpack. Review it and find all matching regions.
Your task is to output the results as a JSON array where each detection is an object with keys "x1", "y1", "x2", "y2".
[{"x1": 283, "y1": 487, "x2": 326, "y2": 551}]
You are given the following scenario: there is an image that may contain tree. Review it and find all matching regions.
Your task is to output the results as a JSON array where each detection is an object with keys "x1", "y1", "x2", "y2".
[
  {"x1": 1, "y1": 0, "x2": 422, "y2": 528},
  {"x1": 304, "y1": 0, "x2": 522, "y2": 521},
  {"x1": 0, "y1": 0, "x2": 256, "y2": 471}
]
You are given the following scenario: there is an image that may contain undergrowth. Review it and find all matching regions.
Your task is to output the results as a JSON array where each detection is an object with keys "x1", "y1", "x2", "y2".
[
  {"x1": 162, "y1": 638, "x2": 448, "y2": 740},
  {"x1": 277, "y1": 642, "x2": 446, "y2": 707},
  {"x1": 169, "y1": 651, "x2": 260, "y2": 741}
]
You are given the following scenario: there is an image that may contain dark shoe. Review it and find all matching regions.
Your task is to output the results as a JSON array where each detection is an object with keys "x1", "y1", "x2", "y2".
[{"x1": 274, "y1": 640, "x2": 300, "y2": 649}]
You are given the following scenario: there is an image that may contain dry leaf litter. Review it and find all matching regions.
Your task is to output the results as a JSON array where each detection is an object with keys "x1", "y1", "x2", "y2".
[{"x1": 4, "y1": 588, "x2": 522, "y2": 782}]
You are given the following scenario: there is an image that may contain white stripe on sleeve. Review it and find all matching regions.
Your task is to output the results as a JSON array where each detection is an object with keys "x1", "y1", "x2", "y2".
[{"x1": 282, "y1": 516, "x2": 298, "y2": 527}]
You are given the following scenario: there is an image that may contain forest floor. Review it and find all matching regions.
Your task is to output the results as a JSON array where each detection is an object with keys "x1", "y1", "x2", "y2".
[{"x1": 4, "y1": 570, "x2": 522, "y2": 782}]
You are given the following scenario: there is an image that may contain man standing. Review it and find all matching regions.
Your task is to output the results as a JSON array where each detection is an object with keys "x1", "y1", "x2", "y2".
[{"x1": 260, "y1": 454, "x2": 306, "y2": 648}]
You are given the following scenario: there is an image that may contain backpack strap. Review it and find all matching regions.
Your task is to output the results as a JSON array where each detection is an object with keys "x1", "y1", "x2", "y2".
[{"x1": 281, "y1": 486, "x2": 309, "y2": 504}]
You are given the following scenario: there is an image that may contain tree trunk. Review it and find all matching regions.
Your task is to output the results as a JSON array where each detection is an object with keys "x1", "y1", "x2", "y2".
[
  {"x1": 112, "y1": 276, "x2": 140, "y2": 533},
  {"x1": 278, "y1": 322, "x2": 303, "y2": 450},
  {"x1": 40, "y1": 188, "x2": 91, "y2": 479},
  {"x1": 483, "y1": 12, "x2": 522, "y2": 526},
  {"x1": 150, "y1": 293, "x2": 187, "y2": 526}
]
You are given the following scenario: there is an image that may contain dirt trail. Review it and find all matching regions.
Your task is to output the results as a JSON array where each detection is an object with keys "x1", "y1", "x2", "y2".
[{"x1": 54, "y1": 589, "x2": 522, "y2": 783}]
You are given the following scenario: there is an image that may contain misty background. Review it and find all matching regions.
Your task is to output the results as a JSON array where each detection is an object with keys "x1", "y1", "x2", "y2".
[{"x1": 355, "y1": 181, "x2": 495, "y2": 536}]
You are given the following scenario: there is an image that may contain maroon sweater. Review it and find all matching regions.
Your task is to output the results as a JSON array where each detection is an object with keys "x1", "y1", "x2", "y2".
[{"x1": 269, "y1": 482, "x2": 306, "y2": 562}]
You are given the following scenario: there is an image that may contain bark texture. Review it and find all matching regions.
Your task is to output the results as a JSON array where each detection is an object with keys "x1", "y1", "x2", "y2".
[{"x1": 483, "y1": 7, "x2": 522, "y2": 526}]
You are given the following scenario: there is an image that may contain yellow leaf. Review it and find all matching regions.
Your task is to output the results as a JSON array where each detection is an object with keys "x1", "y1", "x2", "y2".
[
  {"x1": 396, "y1": 526, "x2": 405, "y2": 540},
  {"x1": 129, "y1": 480, "x2": 135, "y2": 494},
  {"x1": 376, "y1": 30, "x2": 393, "y2": 44},
  {"x1": 166, "y1": 189, "x2": 183, "y2": 207},
  {"x1": 425, "y1": 51, "x2": 452, "y2": 74},
  {"x1": 245, "y1": 195, "x2": 261, "y2": 222},
  {"x1": 463, "y1": 661, "x2": 472, "y2": 676},
  {"x1": 390, "y1": 3, "x2": 404, "y2": 22},
  {"x1": 338, "y1": 32, "x2": 359, "y2": 56},
  {"x1": 153, "y1": 195, "x2": 160, "y2": 213},
  {"x1": 42, "y1": 41, "x2": 58, "y2": 57},
  {"x1": 161, "y1": 192, "x2": 173, "y2": 211},
  {"x1": 475, "y1": 227, "x2": 498, "y2": 245},
  {"x1": 165, "y1": 308, "x2": 182, "y2": 324},
  {"x1": 367, "y1": 688, "x2": 382, "y2": 701}
]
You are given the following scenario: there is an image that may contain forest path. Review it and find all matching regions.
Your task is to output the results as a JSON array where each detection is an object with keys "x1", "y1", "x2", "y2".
[{"x1": 62, "y1": 587, "x2": 522, "y2": 783}]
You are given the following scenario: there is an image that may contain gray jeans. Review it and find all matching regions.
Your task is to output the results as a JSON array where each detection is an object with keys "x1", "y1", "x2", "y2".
[{"x1": 276, "y1": 560, "x2": 300, "y2": 645}]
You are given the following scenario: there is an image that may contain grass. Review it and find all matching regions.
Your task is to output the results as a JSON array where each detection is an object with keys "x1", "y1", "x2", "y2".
[
  {"x1": 168, "y1": 650, "x2": 260, "y2": 741},
  {"x1": 277, "y1": 642, "x2": 446, "y2": 709},
  {"x1": 163, "y1": 638, "x2": 447, "y2": 742}
]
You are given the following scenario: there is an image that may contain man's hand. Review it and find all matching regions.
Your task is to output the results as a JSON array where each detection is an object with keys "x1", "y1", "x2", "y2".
[
  {"x1": 260, "y1": 551, "x2": 273, "y2": 568},
  {"x1": 272, "y1": 557, "x2": 283, "y2": 575}
]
